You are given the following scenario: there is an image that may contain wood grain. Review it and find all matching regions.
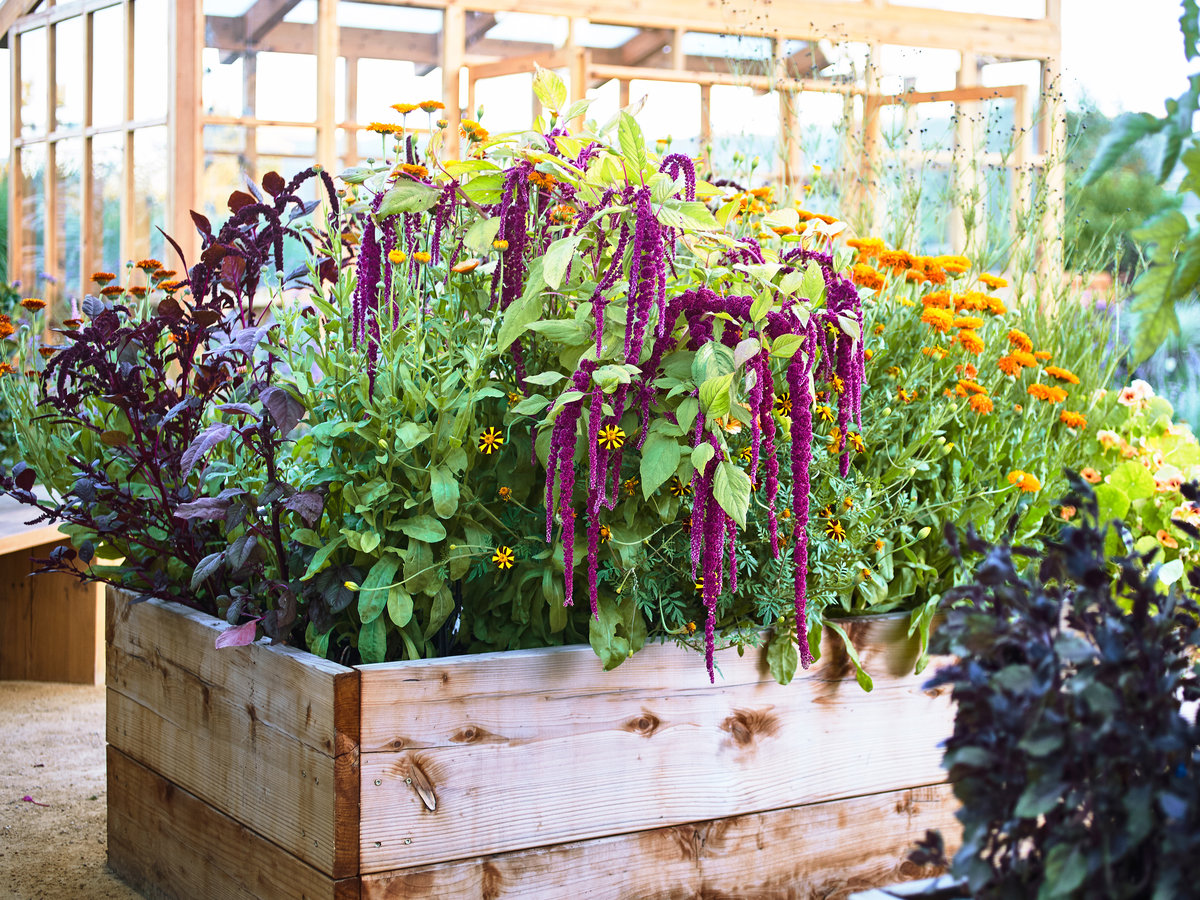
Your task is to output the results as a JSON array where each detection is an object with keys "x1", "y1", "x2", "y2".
[
  {"x1": 107, "y1": 592, "x2": 361, "y2": 877},
  {"x1": 108, "y1": 746, "x2": 360, "y2": 900},
  {"x1": 361, "y1": 784, "x2": 959, "y2": 899},
  {"x1": 0, "y1": 539, "x2": 104, "y2": 684},
  {"x1": 357, "y1": 619, "x2": 953, "y2": 872}
]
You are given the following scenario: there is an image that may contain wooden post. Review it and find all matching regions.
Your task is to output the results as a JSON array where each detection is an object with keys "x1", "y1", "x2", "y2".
[
  {"x1": 775, "y1": 39, "x2": 800, "y2": 192},
  {"x1": 1041, "y1": 0, "x2": 1066, "y2": 280},
  {"x1": 316, "y1": 0, "x2": 337, "y2": 169},
  {"x1": 169, "y1": 0, "x2": 203, "y2": 269},
  {"x1": 244, "y1": 52, "x2": 259, "y2": 182},
  {"x1": 121, "y1": 0, "x2": 135, "y2": 264},
  {"x1": 1012, "y1": 83, "x2": 1031, "y2": 235},
  {"x1": 671, "y1": 26, "x2": 684, "y2": 72},
  {"x1": 81, "y1": 9, "x2": 94, "y2": 302},
  {"x1": 45, "y1": 20, "x2": 56, "y2": 309},
  {"x1": 567, "y1": 18, "x2": 588, "y2": 118},
  {"x1": 860, "y1": 43, "x2": 882, "y2": 237},
  {"x1": 618, "y1": 78, "x2": 630, "y2": 110},
  {"x1": 699, "y1": 82, "x2": 711, "y2": 174},
  {"x1": 345, "y1": 56, "x2": 358, "y2": 165},
  {"x1": 441, "y1": 3, "x2": 464, "y2": 160},
  {"x1": 951, "y1": 49, "x2": 978, "y2": 255}
]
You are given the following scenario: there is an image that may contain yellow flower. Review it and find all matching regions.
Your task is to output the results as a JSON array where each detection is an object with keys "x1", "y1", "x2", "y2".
[
  {"x1": 774, "y1": 391, "x2": 792, "y2": 416},
  {"x1": 816, "y1": 404, "x2": 835, "y2": 424},
  {"x1": 492, "y1": 546, "x2": 515, "y2": 570},
  {"x1": 391, "y1": 103, "x2": 418, "y2": 114},
  {"x1": 1027, "y1": 382, "x2": 1067, "y2": 404},
  {"x1": 367, "y1": 122, "x2": 401, "y2": 134},
  {"x1": 492, "y1": 239, "x2": 509, "y2": 251},
  {"x1": 969, "y1": 394, "x2": 994, "y2": 414},
  {"x1": 1059, "y1": 410, "x2": 1087, "y2": 429},
  {"x1": 20, "y1": 298, "x2": 46, "y2": 311},
  {"x1": 507, "y1": 391, "x2": 522, "y2": 407},
  {"x1": 478, "y1": 427, "x2": 505, "y2": 455},
  {"x1": 694, "y1": 577, "x2": 705, "y2": 593},
  {"x1": 597, "y1": 424, "x2": 626, "y2": 450},
  {"x1": 831, "y1": 376, "x2": 845, "y2": 394},
  {"x1": 388, "y1": 249, "x2": 407, "y2": 265},
  {"x1": 1018, "y1": 473, "x2": 1041, "y2": 493},
  {"x1": 599, "y1": 525, "x2": 611, "y2": 544},
  {"x1": 498, "y1": 486, "x2": 512, "y2": 502},
  {"x1": 684, "y1": 620, "x2": 696, "y2": 634},
  {"x1": 668, "y1": 476, "x2": 692, "y2": 497},
  {"x1": 847, "y1": 432, "x2": 865, "y2": 453},
  {"x1": 1008, "y1": 328, "x2": 1033, "y2": 353},
  {"x1": 980, "y1": 273, "x2": 1008, "y2": 289},
  {"x1": 623, "y1": 477, "x2": 639, "y2": 497},
  {"x1": 825, "y1": 519, "x2": 847, "y2": 541},
  {"x1": 395, "y1": 163, "x2": 428, "y2": 179},
  {"x1": 419, "y1": 100, "x2": 446, "y2": 113},
  {"x1": 1007, "y1": 470, "x2": 1026, "y2": 485},
  {"x1": 413, "y1": 251, "x2": 432, "y2": 265},
  {"x1": 921, "y1": 307, "x2": 954, "y2": 333},
  {"x1": 1044, "y1": 365, "x2": 1080, "y2": 385},
  {"x1": 956, "y1": 329, "x2": 984, "y2": 355}
]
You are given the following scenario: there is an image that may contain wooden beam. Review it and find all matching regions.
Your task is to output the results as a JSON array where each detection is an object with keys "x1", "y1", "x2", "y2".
[
  {"x1": 698, "y1": 82, "x2": 711, "y2": 170},
  {"x1": 467, "y1": 48, "x2": 568, "y2": 82},
  {"x1": 617, "y1": 26, "x2": 670, "y2": 67},
  {"x1": 316, "y1": 0, "x2": 337, "y2": 168},
  {"x1": 0, "y1": 0, "x2": 42, "y2": 47},
  {"x1": 169, "y1": 0, "x2": 203, "y2": 269},
  {"x1": 8, "y1": 33, "x2": 21, "y2": 287},
  {"x1": 871, "y1": 84, "x2": 1022, "y2": 107},
  {"x1": 243, "y1": 0, "x2": 301, "y2": 45},
  {"x1": 345, "y1": 55, "x2": 359, "y2": 164},
  {"x1": 588, "y1": 62, "x2": 851, "y2": 94}
]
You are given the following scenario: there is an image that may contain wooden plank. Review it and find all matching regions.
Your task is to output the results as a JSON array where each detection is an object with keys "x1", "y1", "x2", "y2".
[
  {"x1": 169, "y1": 0, "x2": 203, "y2": 269},
  {"x1": 441, "y1": 3, "x2": 464, "y2": 159},
  {"x1": 108, "y1": 746, "x2": 360, "y2": 900},
  {"x1": 0, "y1": 540, "x2": 105, "y2": 684},
  {"x1": 358, "y1": 618, "x2": 953, "y2": 871},
  {"x1": 361, "y1": 784, "x2": 958, "y2": 899},
  {"x1": 316, "y1": 0, "x2": 337, "y2": 168},
  {"x1": 107, "y1": 593, "x2": 360, "y2": 876}
]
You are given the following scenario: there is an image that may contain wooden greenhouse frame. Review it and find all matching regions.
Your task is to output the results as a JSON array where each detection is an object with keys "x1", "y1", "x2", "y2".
[{"x1": 1, "y1": 0, "x2": 1065, "y2": 310}]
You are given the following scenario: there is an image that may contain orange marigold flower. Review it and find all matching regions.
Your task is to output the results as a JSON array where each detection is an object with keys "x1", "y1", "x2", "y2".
[
  {"x1": 550, "y1": 204, "x2": 577, "y2": 224},
  {"x1": 1044, "y1": 365, "x2": 1080, "y2": 385},
  {"x1": 846, "y1": 237, "x2": 886, "y2": 259},
  {"x1": 958, "y1": 379, "x2": 988, "y2": 395},
  {"x1": 529, "y1": 171, "x2": 557, "y2": 190},
  {"x1": 851, "y1": 263, "x2": 885, "y2": 290},
  {"x1": 1007, "y1": 470, "x2": 1026, "y2": 485},
  {"x1": 969, "y1": 394, "x2": 994, "y2": 414},
  {"x1": 1034, "y1": 350, "x2": 1052, "y2": 361},
  {"x1": 0, "y1": 362, "x2": 15, "y2": 375},
  {"x1": 980, "y1": 273, "x2": 1008, "y2": 289},
  {"x1": 136, "y1": 258, "x2": 163, "y2": 271},
  {"x1": 847, "y1": 432, "x2": 866, "y2": 453},
  {"x1": 100, "y1": 285, "x2": 125, "y2": 296},
  {"x1": 955, "y1": 291, "x2": 989, "y2": 312},
  {"x1": 921, "y1": 291, "x2": 952, "y2": 309},
  {"x1": 1019, "y1": 473, "x2": 1041, "y2": 492},
  {"x1": 418, "y1": 100, "x2": 445, "y2": 112},
  {"x1": 904, "y1": 269, "x2": 924, "y2": 283},
  {"x1": 413, "y1": 251, "x2": 432, "y2": 264},
  {"x1": 395, "y1": 163, "x2": 428, "y2": 179},
  {"x1": 91, "y1": 271, "x2": 117, "y2": 285},
  {"x1": 878, "y1": 249, "x2": 913, "y2": 271},
  {"x1": 161, "y1": 280, "x2": 189, "y2": 292},
  {"x1": 935, "y1": 255, "x2": 972, "y2": 274},
  {"x1": 0, "y1": 322, "x2": 15, "y2": 339},
  {"x1": 953, "y1": 316, "x2": 984, "y2": 329},
  {"x1": 1027, "y1": 382, "x2": 1068, "y2": 403},
  {"x1": 985, "y1": 296, "x2": 1007, "y2": 315},
  {"x1": 1012, "y1": 350, "x2": 1038, "y2": 368},
  {"x1": 1008, "y1": 328, "x2": 1033, "y2": 352},
  {"x1": 921, "y1": 346, "x2": 949, "y2": 359},
  {"x1": 873, "y1": 323, "x2": 885, "y2": 335},
  {"x1": 152, "y1": 268, "x2": 176, "y2": 280},
  {"x1": 957, "y1": 329, "x2": 985, "y2": 354},
  {"x1": 63, "y1": 318, "x2": 82, "y2": 330},
  {"x1": 921, "y1": 307, "x2": 954, "y2": 333},
  {"x1": 367, "y1": 122, "x2": 401, "y2": 134},
  {"x1": 129, "y1": 286, "x2": 147, "y2": 298},
  {"x1": 37, "y1": 346, "x2": 58, "y2": 358},
  {"x1": 1059, "y1": 410, "x2": 1087, "y2": 429},
  {"x1": 997, "y1": 355, "x2": 1022, "y2": 376},
  {"x1": 20, "y1": 298, "x2": 46, "y2": 311},
  {"x1": 828, "y1": 426, "x2": 844, "y2": 453},
  {"x1": 897, "y1": 388, "x2": 916, "y2": 403},
  {"x1": 391, "y1": 103, "x2": 418, "y2": 114},
  {"x1": 388, "y1": 249, "x2": 407, "y2": 265}
]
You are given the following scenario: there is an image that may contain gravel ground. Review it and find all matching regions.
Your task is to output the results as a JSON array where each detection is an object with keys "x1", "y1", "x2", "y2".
[{"x1": 0, "y1": 682, "x2": 142, "y2": 900}]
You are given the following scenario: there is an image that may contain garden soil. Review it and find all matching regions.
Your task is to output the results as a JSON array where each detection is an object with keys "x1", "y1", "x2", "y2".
[{"x1": 0, "y1": 682, "x2": 142, "y2": 900}]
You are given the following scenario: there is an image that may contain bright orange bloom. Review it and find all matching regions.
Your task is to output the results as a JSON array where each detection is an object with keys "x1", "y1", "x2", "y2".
[
  {"x1": 969, "y1": 394, "x2": 994, "y2": 414},
  {"x1": 985, "y1": 296, "x2": 1007, "y2": 315},
  {"x1": 1019, "y1": 473, "x2": 1041, "y2": 492},
  {"x1": 1008, "y1": 329, "x2": 1033, "y2": 352},
  {"x1": 391, "y1": 103, "x2": 418, "y2": 114},
  {"x1": 980, "y1": 273, "x2": 1008, "y2": 289},
  {"x1": 997, "y1": 355, "x2": 1022, "y2": 377},
  {"x1": 921, "y1": 307, "x2": 954, "y2": 333},
  {"x1": 1012, "y1": 350, "x2": 1038, "y2": 368},
  {"x1": 957, "y1": 329, "x2": 985, "y2": 354},
  {"x1": 851, "y1": 263, "x2": 885, "y2": 290},
  {"x1": 953, "y1": 316, "x2": 985, "y2": 329},
  {"x1": 1034, "y1": 351, "x2": 1053, "y2": 361},
  {"x1": 1080, "y1": 467, "x2": 1103, "y2": 484},
  {"x1": 418, "y1": 100, "x2": 446, "y2": 112},
  {"x1": 1027, "y1": 382, "x2": 1068, "y2": 403},
  {"x1": 1044, "y1": 365, "x2": 1080, "y2": 385},
  {"x1": 1007, "y1": 470, "x2": 1027, "y2": 485},
  {"x1": 922, "y1": 346, "x2": 949, "y2": 359},
  {"x1": 922, "y1": 291, "x2": 952, "y2": 309},
  {"x1": 878, "y1": 249, "x2": 914, "y2": 271},
  {"x1": 20, "y1": 298, "x2": 46, "y2": 311},
  {"x1": 1059, "y1": 410, "x2": 1087, "y2": 429}
]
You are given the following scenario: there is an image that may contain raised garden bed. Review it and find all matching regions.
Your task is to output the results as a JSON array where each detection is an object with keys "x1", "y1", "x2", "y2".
[{"x1": 106, "y1": 589, "x2": 958, "y2": 899}]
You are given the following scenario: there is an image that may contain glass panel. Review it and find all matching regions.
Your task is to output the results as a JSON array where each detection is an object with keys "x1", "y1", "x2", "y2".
[
  {"x1": 204, "y1": 123, "x2": 245, "y2": 154},
  {"x1": 55, "y1": 139, "x2": 83, "y2": 313},
  {"x1": 473, "y1": 73, "x2": 533, "y2": 133},
  {"x1": 91, "y1": 132, "x2": 125, "y2": 276},
  {"x1": 0, "y1": 48, "x2": 10, "y2": 165},
  {"x1": 19, "y1": 144, "x2": 47, "y2": 293},
  {"x1": 202, "y1": 47, "x2": 245, "y2": 118},
  {"x1": 708, "y1": 85, "x2": 780, "y2": 182},
  {"x1": 55, "y1": 17, "x2": 84, "y2": 131},
  {"x1": 92, "y1": 5, "x2": 126, "y2": 127},
  {"x1": 356, "y1": 58, "x2": 440, "y2": 127},
  {"x1": 255, "y1": 126, "x2": 317, "y2": 157},
  {"x1": 20, "y1": 28, "x2": 48, "y2": 138},
  {"x1": 258, "y1": 51, "x2": 317, "y2": 122},
  {"x1": 134, "y1": 0, "x2": 168, "y2": 120},
  {"x1": 131, "y1": 126, "x2": 168, "y2": 261},
  {"x1": 628, "y1": 81, "x2": 700, "y2": 157},
  {"x1": 201, "y1": 153, "x2": 244, "y2": 227}
]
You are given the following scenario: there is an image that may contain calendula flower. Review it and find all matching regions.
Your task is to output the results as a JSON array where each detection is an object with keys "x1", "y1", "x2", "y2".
[
  {"x1": 0, "y1": 322, "x2": 14, "y2": 340},
  {"x1": 20, "y1": 298, "x2": 46, "y2": 311},
  {"x1": 1027, "y1": 382, "x2": 1067, "y2": 403},
  {"x1": 1044, "y1": 365, "x2": 1080, "y2": 385},
  {"x1": 91, "y1": 271, "x2": 117, "y2": 285},
  {"x1": 828, "y1": 426, "x2": 844, "y2": 453},
  {"x1": 668, "y1": 475, "x2": 692, "y2": 497},
  {"x1": 418, "y1": 100, "x2": 445, "y2": 112},
  {"x1": 774, "y1": 391, "x2": 792, "y2": 416},
  {"x1": 825, "y1": 519, "x2": 847, "y2": 541},
  {"x1": 922, "y1": 291, "x2": 952, "y2": 309},
  {"x1": 63, "y1": 318, "x2": 82, "y2": 330},
  {"x1": 599, "y1": 525, "x2": 611, "y2": 543},
  {"x1": 413, "y1": 251, "x2": 432, "y2": 265},
  {"x1": 529, "y1": 171, "x2": 557, "y2": 190},
  {"x1": 452, "y1": 259, "x2": 481, "y2": 274},
  {"x1": 597, "y1": 424, "x2": 626, "y2": 450},
  {"x1": 623, "y1": 477, "x2": 639, "y2": 497},
  {"x1": 136, "y1": 258, "x2": 162, "y2": 271},
  {"x1": 815, "y1": 404, "x2": 835, "y2": 424},
  {"x1": 388, "y1": 249, "x2": 407, "y2": 265},
  {"x1": 936, "y1": 255, "x2": 972, "y2": 274},
  {"x1": 129, "y1": 286, "x2": 147, "y2": 298},
  {"x1": 395, "y1": 163, "x2": 428, "y2": 179},
  {"x1": 492, "y1": 546, "x2": 515, "y2": 570},
  {"x1": 1008, "y1": 328, "x2": 1033, "y2": 352},
  {"x1": 980, "y1": 273, "x2": 1008, "y2": 289},
  {"x1": 478, "y1": 427, "x2": 504, "y2": 454},
  {"x1": 969, "y1": 394, "x2": 994, "y2": 414},
  {"x1": 100, "y1": 285, "x2": 125, "y2": 296},
  {"x1": 684, "y1": 621, "x2": 697, "y2": 634},
  {"x1": 498, "y1": 486, "x2": 512, "y2": 502},
  {"x1": 1007, "y1": 470, "x2": 1026, "y2": 485},
  {"x1": 956, "y1": 329, "x2": 984, "y2": 354},
  {"x1": 550, "y1": 204, "x2": 577, "y2": 224},
  {"x1": 1034, "y1": 351, "x2": 1052, "y2": 361},
  {"x1": 1012, "y1": 350, "x2": 1038, "y2": 368},
  {"x1": 952, "y1": 316, "x2": 985, "y2": 329},
  {"x1": 873, "y1": 323, "x2": 885, "y2": 335},
  {"x1": 985, "y1": 296, "x2": 1007, "y2": 315},
  {"x1": 996, "y1": 355, "x2": 1022, "y2": 377},
  {"x1": 367, "y1": 122, "x2": 401, "y2": 134},
  {"x1": 391, "y1": 103, "x2": 418, "y2": 114},
  {"x1": 922, "y1": 346, "x2": 948, "y2": 359},
  {"x1": 161, "y1": 280, "x2": 189, "y2": 293},
  {"x1": 847, "y1": 432, "x2": 865, "y2": 453},
  {"x1": 851, "y1": 263, "x2": 884, "y2": 290},
  {"x1": 37, "y1": 346, "x2": 58, "y2": 358},
  {"x1": 921, "y1": 307, "x2": 954, "y2": 333},
  {"x1": 152, "y1": 268, "x2": 176, "y2": 280},
  {"x1": 878, "y1": 249, "x2": 913, "y2": 271},
  {"x1": 1059, "y1": 410, "x2": 1087, "y2": 429},
  {"x1": 436, "y1": 118, "x2": 449, "y2": 129},
  {"x1": 492, "y1": 239, "x2": 509, "y2": 251},
  {"x1": 1019, "y1": 473, "x2": 1041, "y2": 492}
]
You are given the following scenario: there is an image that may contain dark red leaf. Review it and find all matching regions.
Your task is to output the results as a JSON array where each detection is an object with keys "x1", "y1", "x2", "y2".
[
  {"x1": 262, "y1": 171, "x2": 286, "y2": 197},
  {"x1": 227, "y1": 190, "x2": 257, "y2": 213}
]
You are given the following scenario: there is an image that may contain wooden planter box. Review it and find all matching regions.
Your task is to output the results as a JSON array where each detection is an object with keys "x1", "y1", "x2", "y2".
[{"x1": 106, "y1": 589, "x2": 959, "y2": 899}]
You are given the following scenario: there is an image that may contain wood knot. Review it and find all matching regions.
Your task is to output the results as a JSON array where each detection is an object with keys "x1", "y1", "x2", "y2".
[
  {"x1": 245, "y1": 703, "x2": 257, "y2": 723},
  {"x1": 720, "y1": 708, "x2": 780, "y2": 746},
  {"x1": 450, "y1": 725, "x2": 496, "y2": 744},
  {"x1": 390, "y1": 738, "x2": 407, "y2": 750},
  {"x1": 622, "y1": 712, "x2": 662, "y2": 737}
]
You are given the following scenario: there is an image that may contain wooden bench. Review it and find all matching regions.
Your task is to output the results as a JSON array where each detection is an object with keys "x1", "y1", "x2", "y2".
[{"x1": 0, "y1": 494, "x2": 105, "y2": 684}]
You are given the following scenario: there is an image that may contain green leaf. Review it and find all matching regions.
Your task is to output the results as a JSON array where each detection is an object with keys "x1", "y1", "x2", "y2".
[
  {"x1": 463, "y1": 217, "x2": 502, "y2": 255},
  {"x1": 423, "y1": 585, "x2": 456, "y2": 639},
  {"x1": 358, "y1": 555, "x2": 401, "y2": 623},
  {"x1": 767, "y1": 629, "x2": 799, "y2": 685},
  {"x1": 544, "y1": 233, "x2": 586, "y2": 290},
  {"x1": 692, "y1": 442, "x2": 715, "y2": 472},
  {"x1": 403, "y1": 538, "x2": 436, "y2": 595},
  {"x1": 398, "y1": 515, "x2": 447, "y2": 542},
  {"x1": 1082, "y1": 111, "x2": 1168, "y2": 185},
  {"x1": 533, "y1": 65, "x2": 567, "y2": 113},
  {"x1": 588, "y1": 591, "x2": 647, "y2": 670},
  {"x1": 698, "y1": 372, "x2": 734, "y2": 418},
  {"x1": 617, "y1": 111, "x2": 648, "y2": 174},
  {"x1": 1109, "y1": 460, "x2": 1155, "y2": 501},
  {"x1": 1014, "y1": 774, "x2": 1066, "y2": 819},
  {"x1": 770, "y1": 334, "x2": 805, "y2": 359},
  {"x1": 387, "y1": 584, "x2": 414, "y2": 628},
  {"x1": 430, "y1": 467, "x2": 459, "y2": 518},
  {"x1": 712, "y1": 461, "x2": 751, "y2": 528},
  {"x1": 1094, "y1": 483, "x2": 1130, "y2": 526},
  {"x1": 1037, "y1": 846, "x2": 1088, "y2": 900},
  {"x1": 461, "y1": 172, "x2": 506, "y2": 204},
  {"x1": 511, "y1": 395, "x2": 551, "y2": 416},
  {"x1": 656, "y1": 200, "x2": 720, "y2": 232},
  {"x1": 524, "y1": 371, "x2": 566, "y2": 386},
  {"x1": 640, "y1": 432, "x2": 683, "y2": 499},
  {"x1": 358, "y1": 616, "x2": 387, "y2": 664},
  {"x1": 377, "y1": 180, "x2": 441, "y2": 217},
  {"x1": 301, "y1": 535, "x2": 346, "y2": 581},
  {"x1": 825, "y1": 621, "x2": 875, "y2": 692},
  {"x1": 800, "y1": 260, "x2": 826, "y2": 303},
  {"x1": 496, "y1": 257, "x2": 546, "y2": 352}
]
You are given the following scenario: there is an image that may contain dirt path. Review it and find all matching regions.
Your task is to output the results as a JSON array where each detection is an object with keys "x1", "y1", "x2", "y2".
[{"x1": 0, "y1": 682, "x2": 142, "y2": 900}]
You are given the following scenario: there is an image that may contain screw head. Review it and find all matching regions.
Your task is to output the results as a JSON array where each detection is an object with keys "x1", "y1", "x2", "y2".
[{"x1": 374, "y1": 779, "x2": 382, "y2": 786}]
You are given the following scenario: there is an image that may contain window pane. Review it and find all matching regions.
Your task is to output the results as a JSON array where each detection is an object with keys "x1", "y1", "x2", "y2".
[
  {"x1": 91, "y1": 131, "x2": 124, "y2": 275},
  {"x1": 134, "y1": 0, "x2": 168, "y2": 120},
  {"x1": 258, "y1": 51, "x2": 317, "y2": 122},
  {"x1": 131, "y1": 126, "x2": 168, "y2": 261},
  {"x1": 92, "y1": 5, "x2": 126, "y2": 127},
  {"x1": 55, "y1": 17, "x2": 84, "y2": 131},
  {"x1": 202, "y1": 47, "x2": 244, "y2": 118},
  {"x1": 55, "y1": 139, "x2": 83, "y2": 312},
  {"x1": 19, "y1": 144, "x2": 47, "y2": 292},
  {"x1": 20, "y1": 28, "x2": 47, "y2": 137}
]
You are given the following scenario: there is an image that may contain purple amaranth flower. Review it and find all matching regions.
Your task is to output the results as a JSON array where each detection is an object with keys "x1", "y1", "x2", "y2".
[
  {"x1": 699, "y1": 478, "x2": 724, "y2": 682},
  {"x1": 786, "y1": 334, "x2": 816, "y2": 669},
  {"x1": 658, "y1": 153, "x2": 696, "y2": 201},
  {"x1": 726, "y1": 516, "x2": 738, "y2": 597}
]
